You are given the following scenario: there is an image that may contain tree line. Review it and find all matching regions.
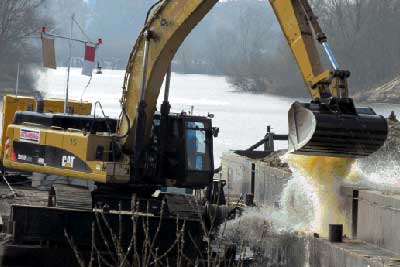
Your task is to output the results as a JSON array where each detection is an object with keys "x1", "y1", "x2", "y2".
[
  {"x1": 176, "y1": 0, "x2": 400, "y2": 97},
  {"x1": 2, "y1": 0, "x2": 400, "y2": 97}
]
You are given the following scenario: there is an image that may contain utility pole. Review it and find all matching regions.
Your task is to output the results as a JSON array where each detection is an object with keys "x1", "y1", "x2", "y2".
[{"x1": 65, "y1": 13, "x2": 75, "y2": 114}]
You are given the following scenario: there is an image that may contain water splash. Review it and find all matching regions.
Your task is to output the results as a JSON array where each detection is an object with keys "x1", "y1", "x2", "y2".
[
  {"x1": 220, "y1": 207, "x2": 273, "y2": 246},
  {"x1": 220, "y1": 163, "x2": 317, "y2": 266},
  {"x1": 355, "y1": 161, "x2": 400, "y2": 189},
  {"x1": 222, "y1": 154, "x2": 356, "y2": 243},
  {"x1": 221, "y1": 157, "x2": 319, "y2": 243},
  {"x1": 220, "y1": 154, "x2": 359, "y2": 266},
  {"x1": 272, "y1": 172, "x2": 319, "y2": 233},
  {"x1": 355, "y1": 122, "x2": 400, "y2": 190}
]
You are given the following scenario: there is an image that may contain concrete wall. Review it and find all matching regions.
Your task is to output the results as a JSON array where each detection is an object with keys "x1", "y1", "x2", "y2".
[
  {"x1": 221, "y1": 152, "x2": 291, "y2": 206},
  {"x1": 307, "y1": 237, "x2": 400, "y2": 267},
  {"x1": 255, "y1": 163, "x2": 290, "y2": 207},
  {"x1": 221, "y1": 152, "x2": 253, "y2": 201},
  {"x1": 357, "y1": 190, "x2": 400, "y2": 254},
  {"x1": 255, "y1": 234, "x2": 400, "y2": 267}
]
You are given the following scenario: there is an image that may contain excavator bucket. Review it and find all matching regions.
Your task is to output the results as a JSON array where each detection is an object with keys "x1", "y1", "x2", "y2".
[{"x1": 288, "y1": 100, "x2": 388, "y2": 158}]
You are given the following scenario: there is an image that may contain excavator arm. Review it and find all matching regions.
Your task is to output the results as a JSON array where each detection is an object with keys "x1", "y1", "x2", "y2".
[{"x1": 1, "y1": 0, "x2": 388, "y2": 187}]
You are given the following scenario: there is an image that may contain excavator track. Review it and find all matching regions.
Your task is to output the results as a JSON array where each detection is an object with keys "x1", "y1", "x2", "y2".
[{"x1": 53, "y1": 184, "x2": 92, "y2": 210}]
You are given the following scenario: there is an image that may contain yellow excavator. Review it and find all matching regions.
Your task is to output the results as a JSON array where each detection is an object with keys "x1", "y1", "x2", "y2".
[
  {"x1": 1, "y1": 0, "x2": 388, "y2": 191},
  {"x1": 0, "y1": 0, "x2": 388, "y2": 265}
]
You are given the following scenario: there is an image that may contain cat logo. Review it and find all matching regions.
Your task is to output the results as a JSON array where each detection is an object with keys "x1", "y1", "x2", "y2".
[{"x1": 62, "y1": 155, "x2": 75, "y2": 168}]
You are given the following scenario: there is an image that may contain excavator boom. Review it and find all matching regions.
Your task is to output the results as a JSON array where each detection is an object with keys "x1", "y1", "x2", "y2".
[{"x1": 117, "y1": 0, "x2": 219, "y2": 150}]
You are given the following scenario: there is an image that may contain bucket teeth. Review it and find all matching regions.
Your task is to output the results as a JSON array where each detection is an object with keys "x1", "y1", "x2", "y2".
[{"x1": 288, "y1": 100, "x2": 388, "y2": 158}]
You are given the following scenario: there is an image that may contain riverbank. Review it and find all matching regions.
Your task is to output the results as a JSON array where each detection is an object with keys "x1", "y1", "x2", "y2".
[{"x1": 354, "y1": 76, "x2": 400, "y2": 104}]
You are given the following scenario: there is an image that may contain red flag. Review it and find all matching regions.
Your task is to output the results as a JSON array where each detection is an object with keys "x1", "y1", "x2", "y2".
[
  {"x1": 84, "y1": 45, "x2": 96, "y2": 61},
  {"x1": 82, "y1": 44, "x2": 96, "y2": 76}
]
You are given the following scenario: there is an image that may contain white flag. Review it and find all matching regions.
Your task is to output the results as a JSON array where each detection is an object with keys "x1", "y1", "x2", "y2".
[{"x1": 42, "y1": 35, "x2": 57, "y2": 69}]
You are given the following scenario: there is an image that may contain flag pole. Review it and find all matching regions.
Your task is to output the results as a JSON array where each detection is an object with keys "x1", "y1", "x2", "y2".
[
  {"x1": 40, "y1": 18, "x2": 101, "y2": 108},
  {"x1": 65, "y1": 13, "x2": 75, "y2": 114},
  {"x1": 15, "y1": 63, "x2": 20, "y2": 97}
]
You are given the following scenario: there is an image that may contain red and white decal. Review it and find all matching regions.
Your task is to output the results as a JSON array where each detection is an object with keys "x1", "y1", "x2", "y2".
[
  {"x1": 4, "y1": 137, "x2": 15, "y2": 161},
  {"x1": 5, "y1": 138, "x2": 10, "y2": 157},
  {"x1": 20, "y1": 128, "x2": 40, "y2": 143}
]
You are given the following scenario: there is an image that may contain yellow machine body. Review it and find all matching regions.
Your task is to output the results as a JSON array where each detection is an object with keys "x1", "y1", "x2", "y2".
[
  {"x1": 42, "y1": 98, "x2": 92, "y2": 114},
  {"x1": 2, "y1": 123, "x2": 129, "y2": 183},
  {"x1": 0, "y1": 95, "x2": 92, "y2": 160}
]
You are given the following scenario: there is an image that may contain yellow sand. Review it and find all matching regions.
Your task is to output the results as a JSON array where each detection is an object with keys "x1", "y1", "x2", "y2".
[{"x1": 288, "y1": 154, "x2": 357, "y2": 237}]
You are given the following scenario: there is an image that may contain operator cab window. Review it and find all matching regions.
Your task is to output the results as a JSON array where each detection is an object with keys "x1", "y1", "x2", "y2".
[{"x1": 185, "y1": 121, "x2": 210, "y2": 172}]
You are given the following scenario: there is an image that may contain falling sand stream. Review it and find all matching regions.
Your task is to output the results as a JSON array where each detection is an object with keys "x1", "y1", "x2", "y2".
[{"x1": 288, "y1": 155, "x2": 356, "y2": 237}]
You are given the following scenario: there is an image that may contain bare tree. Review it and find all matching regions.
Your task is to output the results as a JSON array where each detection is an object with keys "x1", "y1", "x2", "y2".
[
  {"x1": 0, "y1": 0, "x2": 52, "y2": 95},
  {"x1": 314, "y1": 0, "x2": 400, "y2": 93},
  {"x1": 182, "y1": 0, "x2": 400, "y2": 97}
]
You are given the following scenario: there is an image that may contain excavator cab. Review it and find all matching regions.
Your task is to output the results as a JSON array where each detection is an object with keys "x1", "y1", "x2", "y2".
[{"x1": 148, "y1": 113, "x2": 215, "y2": 189}]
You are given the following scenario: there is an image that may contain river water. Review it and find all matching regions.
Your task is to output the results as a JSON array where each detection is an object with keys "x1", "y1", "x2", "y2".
[{"x1": 38, "y1": 68, "x2": 400, "y2": 165}]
